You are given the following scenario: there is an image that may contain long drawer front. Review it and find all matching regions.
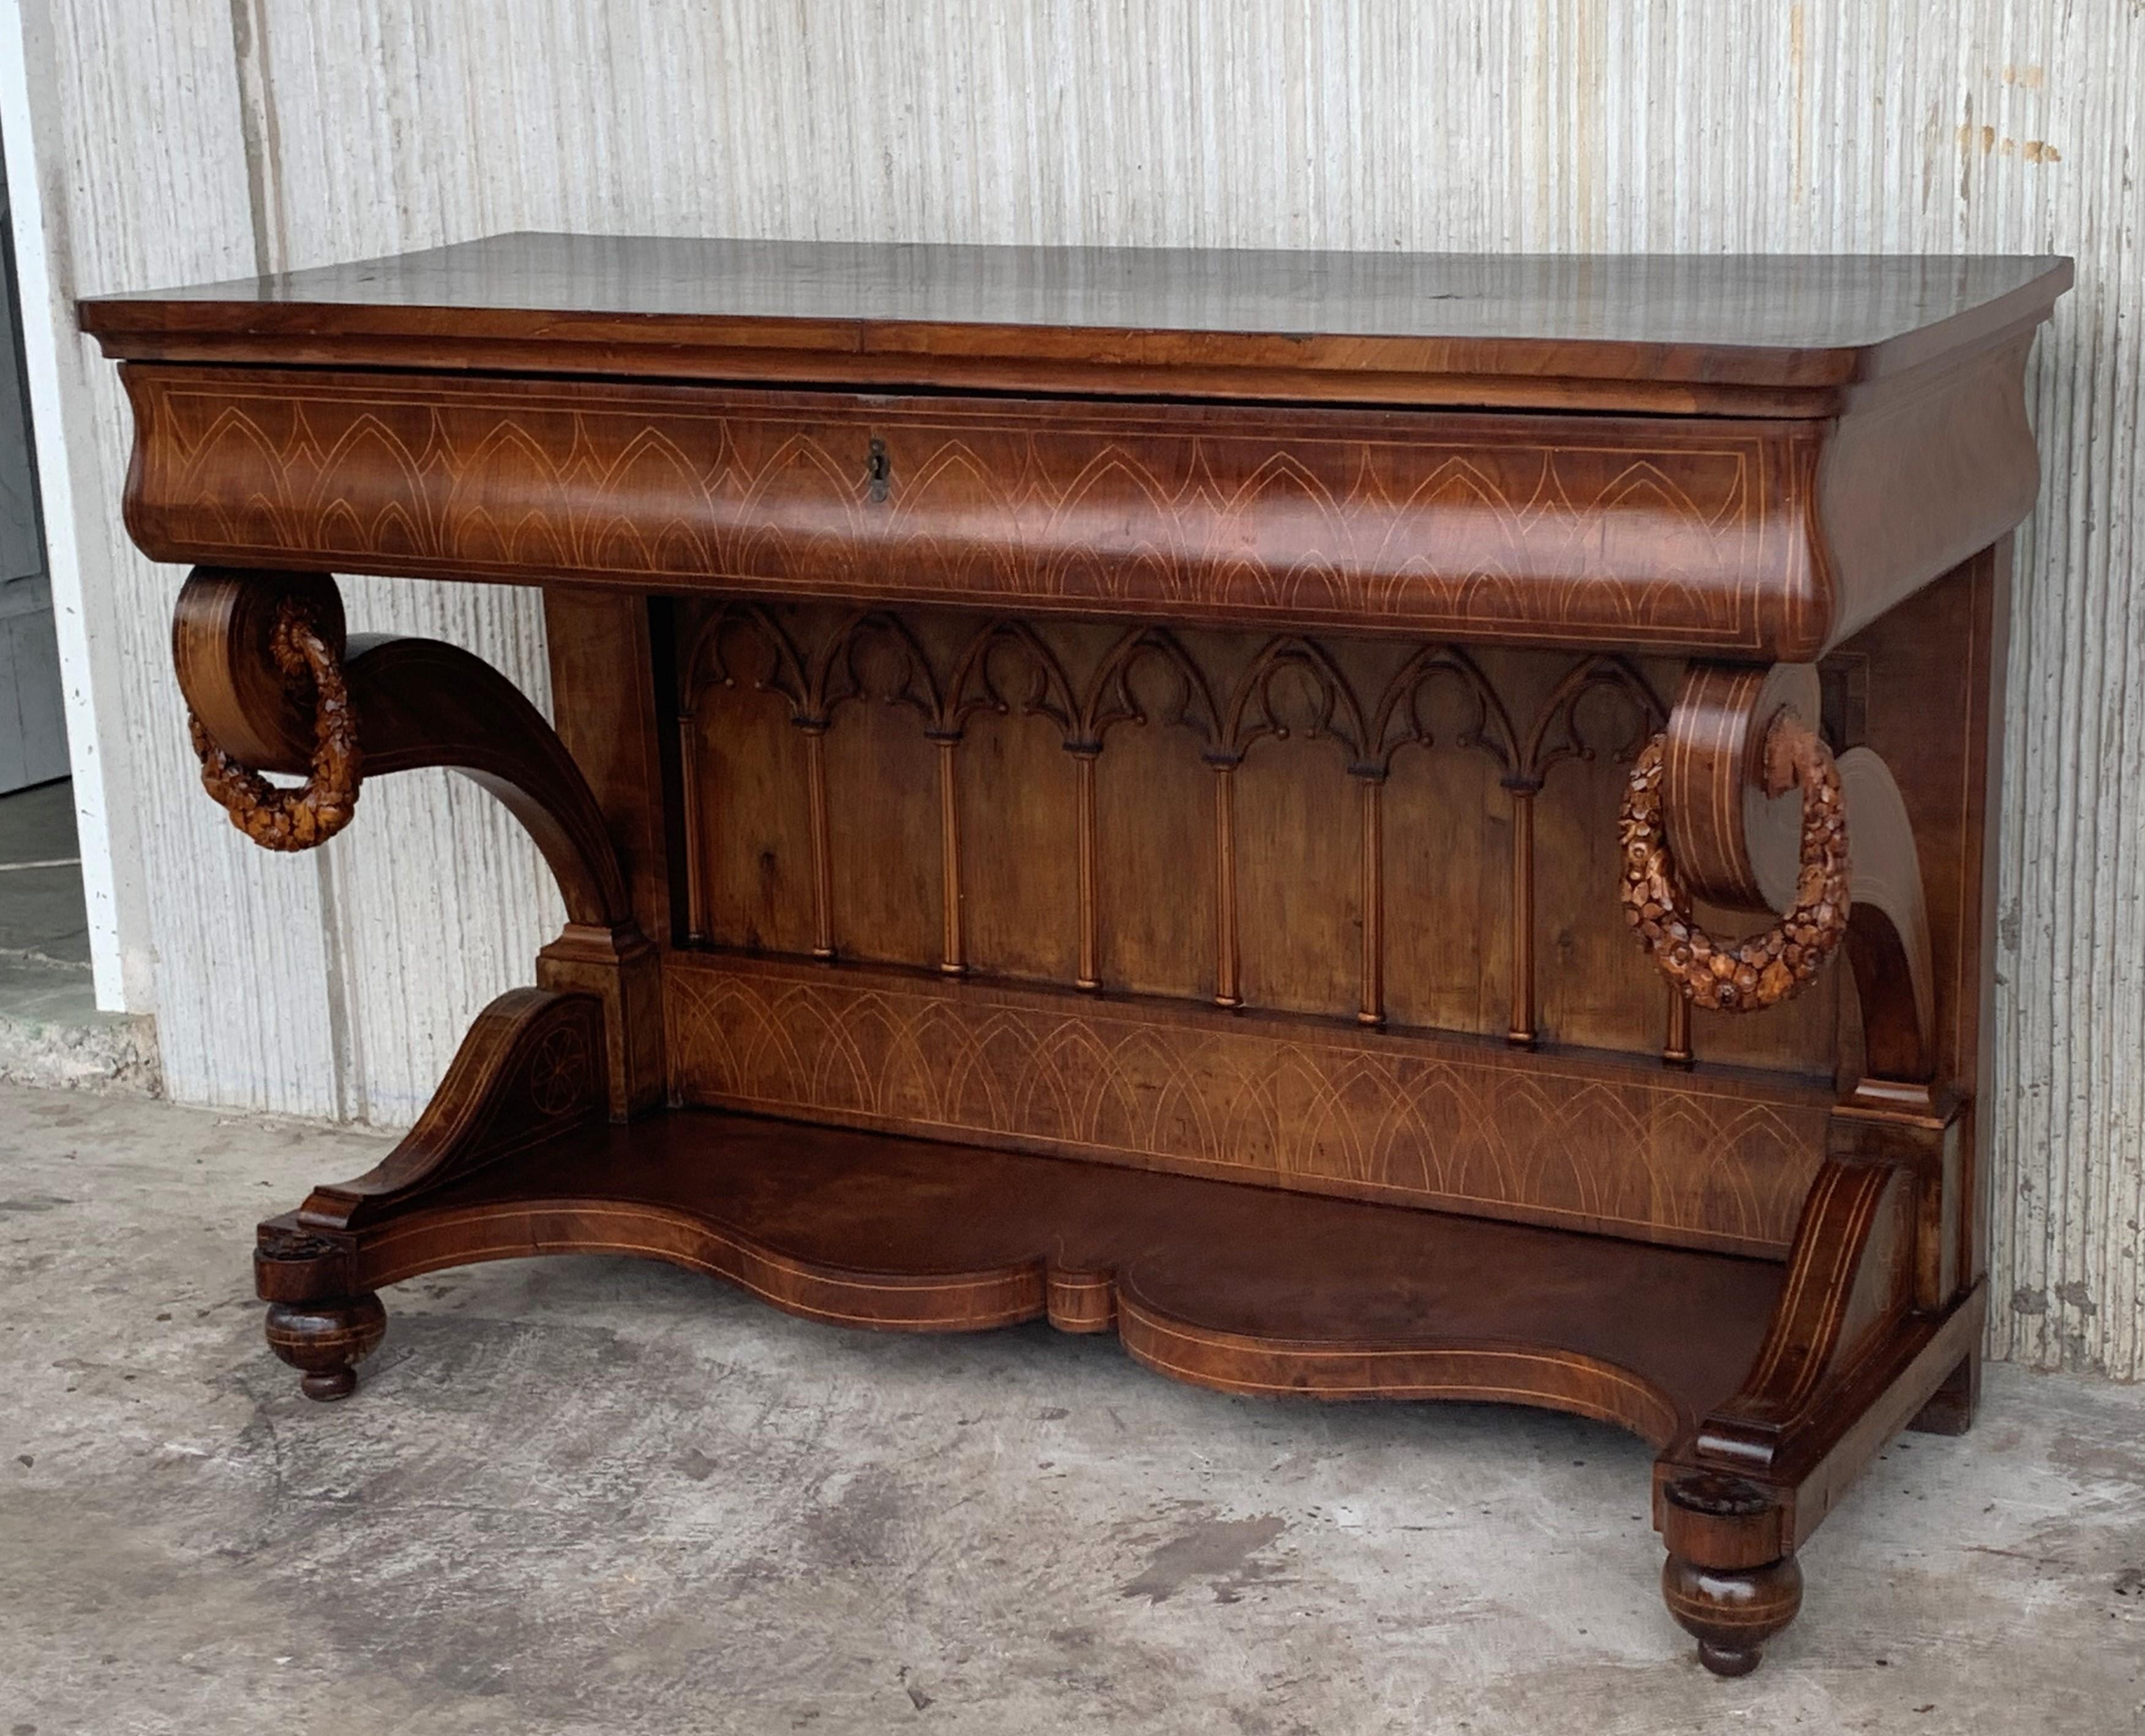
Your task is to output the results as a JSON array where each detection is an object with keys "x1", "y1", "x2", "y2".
[{"x1": 122, "y1": 364, "x2": 1827, "y2": 657}]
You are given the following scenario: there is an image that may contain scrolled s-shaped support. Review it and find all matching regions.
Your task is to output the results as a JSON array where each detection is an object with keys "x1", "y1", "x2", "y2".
[
  {"x1": 1621, "y1": 712, "x2": 1849, "y2": 1012},
  {"x1": 173, "y1": 566, "x2": 661, "y2": 1120},
  {"x1": 174, "y1": 568, "x2": 629, "y2": 923}
]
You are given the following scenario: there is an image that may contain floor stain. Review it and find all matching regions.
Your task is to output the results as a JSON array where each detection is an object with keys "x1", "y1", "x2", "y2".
[
  {"x1": 2048, "y1": 1426, "x2": 2145, "y2": 1487},
  {"x1": 1118, "y1": 1512, "x2": 1288, "y2": 1605},
  {"x1": 802, "y1": 1465, "x2": 907, "y2": 1570}
]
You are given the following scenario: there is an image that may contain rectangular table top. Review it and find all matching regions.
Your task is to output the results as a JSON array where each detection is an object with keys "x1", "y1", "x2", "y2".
[{"x1": 81, "y1": 233, "x2": 2070, "y2": 412}]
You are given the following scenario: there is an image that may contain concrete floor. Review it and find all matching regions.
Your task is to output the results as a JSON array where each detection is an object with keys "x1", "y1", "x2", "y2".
[
  {"x1": 2, "y1": 1084, "x2": 2141, "y2": 1735},
  {"x1": 0, "y1": 781, "x2": 159, "y2": 1094},
  {"x1": 0, "y1": 778, "x2": 88, "y2": 966}
]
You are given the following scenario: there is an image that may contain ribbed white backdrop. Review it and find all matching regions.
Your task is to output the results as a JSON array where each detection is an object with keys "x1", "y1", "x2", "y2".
[{"x1": 13, "y1": 1, "x2": 2141, "y2": 1372}]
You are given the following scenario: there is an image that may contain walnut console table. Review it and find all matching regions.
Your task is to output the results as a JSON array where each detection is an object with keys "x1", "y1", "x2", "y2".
[{"x1": 82, "y1": 238, "x2": 2069, "y2": 1675}]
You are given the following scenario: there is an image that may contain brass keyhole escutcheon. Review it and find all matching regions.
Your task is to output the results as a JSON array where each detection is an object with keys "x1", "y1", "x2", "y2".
[{"x1": 866, "y1": 437, "x2": 890, "y2": 502}]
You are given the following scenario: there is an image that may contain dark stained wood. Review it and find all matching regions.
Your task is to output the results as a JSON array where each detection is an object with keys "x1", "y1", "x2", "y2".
[
  {"x1": 79, "y1": 233, "x2": 2068, "y2": 413},
  {"x1": 111, "y1": 363, "x2": 2034, "y2": 664},
  {"x1": 1838, "y1": 747, "x2": 1939, "y2": 1083},
  {"x1": 171, "y1": 567, "x2": 348, "y2": 769},
  {"x1": 88, "y1": 239, "x2": 2068, "y2": 1682},
  {"x1": 1689, "y1": 1157, "x2": 1919, "y2": 1474},
  {"x1": 532, "y1": 925, "x2": 663, "y2": 1121},
  {"x1": 537, "y1": 586, "x2": 676, "y2": 1113},
  {"x1": 261, "y1": 1293, "x2": 385, "y2": 1403},
  {"x1": 541, "y1": 588, "x2": 676, "y2": 941},
  {"x1": 176, "y1": 564, "x2": 664, "y2": 1115},
  {"x1": 1870, "y1": 546, "x2": 2012, "y2": 1293},
  {"x1": 1661, "y1": 1542, "x2": 1803, "y2": 1679},
  {"x1": 1907, "y1": 1348, "x2": 1982, "y2": 1436},
  {"x1": 1660, "y1": 663, "x2": 1822, "y2": 914},
  {"x1": 171, "y1": 569, "x2": 362, "y2": 852},
  {"x1": 295, "y1": 987, "x2": 607, "y2": 1233},
  {"x1": 664, "y1": 947, "x2": 1835, "y2": 1258},
  {"x1": 1626, "y1": 695, "x2": 1851, "y2": 1015},
  {"x1": 175, "y1": 565, "x2": 633, "y2": 928},
  {"x1": 265, "y1": 1102, "x2": 1785, "y2": 1448}
]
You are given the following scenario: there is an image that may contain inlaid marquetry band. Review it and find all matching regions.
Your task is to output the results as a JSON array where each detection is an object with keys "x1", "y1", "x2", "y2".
[
  {"x1": 121, "y1": 368, "x2": 1827, "y2": 658},
  {"x1": 1621, "y1": 713, "x2": 1849, "y2": 1012},
  {"x1": 189, "y1": 594, "x2": 363, "y2": 851}
]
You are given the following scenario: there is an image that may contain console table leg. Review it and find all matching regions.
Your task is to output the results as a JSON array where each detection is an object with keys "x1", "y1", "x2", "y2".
[
  {"x1": 264, "y1": 1293, "x2": 387, "y2": 1402},
  {"x1": 1661, "y1": 1552, "x2": 1804, "y2": 1678}
]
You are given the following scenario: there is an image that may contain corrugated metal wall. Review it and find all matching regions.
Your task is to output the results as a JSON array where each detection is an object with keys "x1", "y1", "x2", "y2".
[{"x1": 15, "y1": 1, "x2": 2142, "y2": 1373}]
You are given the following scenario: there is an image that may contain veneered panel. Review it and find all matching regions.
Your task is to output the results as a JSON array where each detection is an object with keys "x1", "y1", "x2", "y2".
[
  {"x1": 688, "y1": 683, "x2": 815, "y2": 956},
  {"x1": 960, "y1": 709, "x2": 1081, "y2": 983},
  {"x1": 667, "y1": 950, "x2": 1831, "y2": 1257},
  {"x1": 122, "y1": 367, "x2": 1833, "y2": 658}
]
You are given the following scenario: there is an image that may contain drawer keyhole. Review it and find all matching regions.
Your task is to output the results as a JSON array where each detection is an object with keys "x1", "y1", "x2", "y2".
[{"x1": 866, "y1": 438, "x2": 891, "y2": 503}]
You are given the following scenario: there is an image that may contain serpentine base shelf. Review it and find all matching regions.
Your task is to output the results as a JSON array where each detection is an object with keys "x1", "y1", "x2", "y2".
[{"x1": 266, "y1": 1107, "x2": 1786, "y2": 1441}]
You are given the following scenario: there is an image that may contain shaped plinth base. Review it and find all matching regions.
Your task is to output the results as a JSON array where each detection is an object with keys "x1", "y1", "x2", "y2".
[
  {"x1": 263, "y1": 1106, "x2": 1787, "y2": 1442},
  {"x1": 251, "y1": 1103, "x2": 1987, "y2": 1675}
]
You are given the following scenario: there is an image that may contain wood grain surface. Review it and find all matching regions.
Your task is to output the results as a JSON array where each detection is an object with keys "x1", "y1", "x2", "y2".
[
  {"x1": 667, "y1": 950, "x2": 1833, "y2": 1257},
  {"x1": 115, "y1": 350, "x2": 2043, "y2": 661},
  {"x1": 315, "y1": 1103, "x2": 1788, "y2": 1449},
  {"x1": 78, "y1": 234, "x2": 2070, "y2": 412}
]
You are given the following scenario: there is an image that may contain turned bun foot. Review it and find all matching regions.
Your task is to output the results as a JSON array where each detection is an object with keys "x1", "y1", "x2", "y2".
[
  {"x1": 1662, "y1": 1552, "x2": 1803, "y2": 1677},
  {"x1": 265, "y1": 1293, "x2": 386, "y2": 1401}
]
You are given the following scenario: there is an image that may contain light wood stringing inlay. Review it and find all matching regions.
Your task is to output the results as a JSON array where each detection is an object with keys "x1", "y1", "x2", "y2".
[
  {"x1": 124, "y1": 367, "x2": 1827, "y2": 654},
  {"x1": 665, "y1": 952, "x2": 1830, "y2": 1255}
]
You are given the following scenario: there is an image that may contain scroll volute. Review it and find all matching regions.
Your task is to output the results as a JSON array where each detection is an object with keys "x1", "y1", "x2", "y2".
[
  {"x1": 172, "y1": 568, "x2": 347, "y2": 774},
  {"x1": 1662, "y1": 663, "x2": 1824, "y2": 915}
]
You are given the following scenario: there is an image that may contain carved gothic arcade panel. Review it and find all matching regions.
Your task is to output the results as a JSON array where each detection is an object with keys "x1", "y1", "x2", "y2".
[{"x1": 672, "y1": 601, "x2": 1843, "y2": 1075}]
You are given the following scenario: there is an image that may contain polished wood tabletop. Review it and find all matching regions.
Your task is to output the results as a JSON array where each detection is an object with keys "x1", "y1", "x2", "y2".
[{"x1": 80, "y1": 233, "x2": 2071, "y2": 409}]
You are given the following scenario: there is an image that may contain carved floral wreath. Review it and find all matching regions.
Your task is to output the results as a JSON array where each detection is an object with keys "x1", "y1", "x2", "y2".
[
  {"x1": 1620, "y1": 714, "x2": 1850, "y2": 1012},
  {"x1": 189, "y1": 598, "x2": 363, "y2": 852}
]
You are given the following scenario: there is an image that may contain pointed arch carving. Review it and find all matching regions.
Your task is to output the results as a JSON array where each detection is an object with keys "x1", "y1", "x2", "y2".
[
  {"x1": 1366, "y1": 642, "x2": 1519, "y2": 780},
  {"x1": 1075, "y1": 625, "x2": 1222, "y2": 751},
  {"x1": 1221, "y1": 633, "x2": 1369, "y2": 767},
  {"x1": 1506, "y1": 654, "x2": 1676, "y2": 1056},
  {"x1": 680, "y1": 602, "x2": 811, "y2": 718},
  {"x1": 1520, "y1": 654, "x2": 1668, "y2": 787},
  {"x1": 677, "y1": 603, "x2": 816, "y2": 945},
  {"x1": 808, "y1": 609, "x2": 943, "y2": 726},
  {"x1": 936, "y1": 619, "x2": 1084, "y2": 977},
  {"x1": 666, "y1": 603, "x2": 1746, "y2": 1074},
  {"x1": 1067, "y1": 626, "x2": 1223, "y2": 992},
  {"x1": 1351, "y1": 644, "x2": 1522, "y2": 1028},
  {"x1": 943, "y1": 618, "x2": 1080, "y2": 743}
]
